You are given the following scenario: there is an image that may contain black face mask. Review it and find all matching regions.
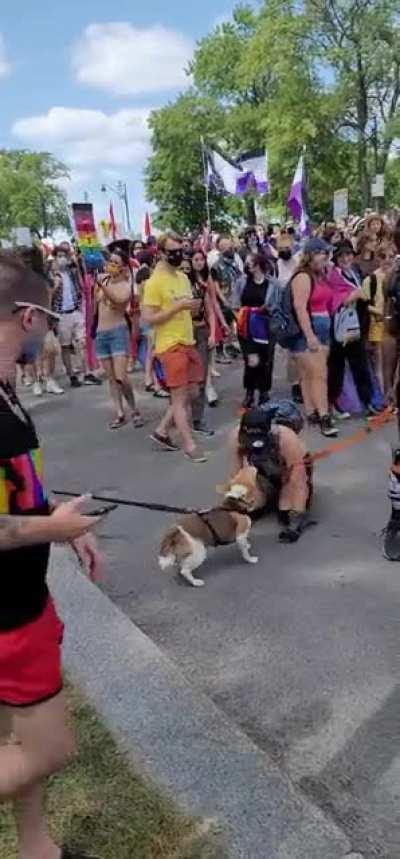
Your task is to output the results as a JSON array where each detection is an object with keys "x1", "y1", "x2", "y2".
[
  {"x1": 166, "y1": 249, "x2": 183, "y2": 268},
  {"x1": 279, "y1": 249, "x2": 292, "y2": 261}
]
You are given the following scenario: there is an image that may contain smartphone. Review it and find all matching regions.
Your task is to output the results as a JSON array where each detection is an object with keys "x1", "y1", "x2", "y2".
[{"x1": 87, "y1": 504, "x2": 118, "y2": 517}]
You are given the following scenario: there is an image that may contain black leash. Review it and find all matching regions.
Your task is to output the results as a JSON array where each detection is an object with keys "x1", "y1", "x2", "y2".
[
  {"x1": 52, "y1": 489, "x2": 201, "y2": 516},
  {"x1": 53, "y1": 490, "x2": 241, "y2": 546}
]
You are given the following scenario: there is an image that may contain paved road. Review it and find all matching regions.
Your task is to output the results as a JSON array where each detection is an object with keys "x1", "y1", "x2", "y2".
[{"x1": 28, "y1": 360, "x2": 400, "y2": 859}]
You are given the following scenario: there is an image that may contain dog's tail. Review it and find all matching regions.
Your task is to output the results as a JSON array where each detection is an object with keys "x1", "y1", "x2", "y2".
[{"x1": 158, "y1": 526, "x2": 182, "y2": 570}]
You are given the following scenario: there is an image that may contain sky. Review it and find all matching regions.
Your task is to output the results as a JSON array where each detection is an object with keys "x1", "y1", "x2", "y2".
[{"x1": 0, "y1": 0, "x2": 233, "y2": 236}]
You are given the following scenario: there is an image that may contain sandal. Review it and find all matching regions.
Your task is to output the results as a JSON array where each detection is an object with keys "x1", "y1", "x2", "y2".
[
  {"x1": 109, "y1": 416, "x2": 127, "y2": 430},
  {"x1": 132, "y1": 412, "x2": 144, "y2": 428}
]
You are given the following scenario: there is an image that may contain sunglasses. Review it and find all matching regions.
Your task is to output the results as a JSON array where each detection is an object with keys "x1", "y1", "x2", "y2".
[{"x1": 14, "y1": 301, "x2": 60, "y2": 320}]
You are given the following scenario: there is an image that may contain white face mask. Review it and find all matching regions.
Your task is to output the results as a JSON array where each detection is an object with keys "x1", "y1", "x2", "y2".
[{"x1": 57, "y1": 256, "x2": 69, "y2": 271}]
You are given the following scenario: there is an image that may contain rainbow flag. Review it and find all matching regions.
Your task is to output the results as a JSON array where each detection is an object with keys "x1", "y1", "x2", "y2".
[{"x1": 71, "y1": 203, "x2": 104, "y2": 269}]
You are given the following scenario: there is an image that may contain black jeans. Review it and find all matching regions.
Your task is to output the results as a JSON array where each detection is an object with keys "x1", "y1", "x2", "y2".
[
  {"x1": 240, "y1": 338, "x2": 275, "y2": 395},
  {"x1": 328, "y1": 337, "x2": 372, "y2": 407}
]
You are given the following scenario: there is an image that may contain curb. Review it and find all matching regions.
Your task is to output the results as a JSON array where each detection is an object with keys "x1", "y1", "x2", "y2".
[{"x1": 50, "y1": 547, "x2": 351, "y2": 859}]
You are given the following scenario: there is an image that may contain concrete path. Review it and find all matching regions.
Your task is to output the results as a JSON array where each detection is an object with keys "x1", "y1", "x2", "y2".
[{"x1": 27, "y1": 357, "x2": 400, "y2": 858}]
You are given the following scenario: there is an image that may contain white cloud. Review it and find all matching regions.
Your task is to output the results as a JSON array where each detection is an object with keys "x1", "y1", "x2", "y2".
[
  {"x1": 0, "y1": 34, "x2": 11, "y2": 77},
  {"x1": 12, "y1": 106, "x2": 151, "y2": 168},
  {"x1": 72, "y1": 21, "x2": 193, "y2": 96}
]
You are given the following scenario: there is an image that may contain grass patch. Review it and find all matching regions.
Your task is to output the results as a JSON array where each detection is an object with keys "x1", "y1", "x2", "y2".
[{"x1": 0, "y1": 687, "x2": 224, "y2": 859}]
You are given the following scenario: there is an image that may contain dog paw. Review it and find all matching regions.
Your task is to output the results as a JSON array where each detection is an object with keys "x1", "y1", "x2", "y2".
[
  {"x1": 192, "y1": 579, "x2": 205, "y2": 587},
  {"x1": 247, "y1": 556, "x2": 259, "y2": 564}
]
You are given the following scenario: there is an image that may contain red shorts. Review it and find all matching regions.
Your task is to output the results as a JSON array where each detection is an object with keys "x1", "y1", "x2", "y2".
[
  {"x1": 159, "y1": 345, "x2": 204, "y2": 389},
  {"x1": 0, "y1": 597, "x2": 64, "y2": 707}
]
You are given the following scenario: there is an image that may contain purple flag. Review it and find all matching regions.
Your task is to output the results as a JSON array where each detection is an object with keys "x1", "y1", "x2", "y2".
[
  {"x1": 287, "y1": 154, "x2": 310, "y2": 236},
  {"x1": 237, "y1": 150, "x2": 269, "y2": 195}
]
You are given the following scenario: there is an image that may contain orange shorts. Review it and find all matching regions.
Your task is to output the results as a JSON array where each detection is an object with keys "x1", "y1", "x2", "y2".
[{"x1": 159, "y1": 345, "x2": 204, "y2": 389}]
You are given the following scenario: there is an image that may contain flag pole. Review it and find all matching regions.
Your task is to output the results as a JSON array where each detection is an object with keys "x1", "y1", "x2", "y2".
[{"x1": 200, "y1": 137, "x2": 212, "y2": 230}]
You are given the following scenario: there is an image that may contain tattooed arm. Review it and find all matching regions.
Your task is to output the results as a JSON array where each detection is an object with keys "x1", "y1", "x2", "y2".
[
  {"x1": 0, "y1": 515, "x2": 53, "y2": 550},
  {"x1": 0, "y1": 498, "x2": 99, "y2": 551}
]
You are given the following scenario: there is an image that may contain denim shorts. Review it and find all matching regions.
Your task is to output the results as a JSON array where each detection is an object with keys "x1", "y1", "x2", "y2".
[
  {"x1": 96, "y1": 324, "x2": 130, "y2": 359},
  {"x1": 289, "y1": 314, "x2": 331, "y2": 354}
]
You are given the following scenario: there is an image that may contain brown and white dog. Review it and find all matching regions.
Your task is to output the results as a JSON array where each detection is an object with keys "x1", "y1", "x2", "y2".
[{"x1": 158, "y1": 480, "x2": 259, "y2": 587}]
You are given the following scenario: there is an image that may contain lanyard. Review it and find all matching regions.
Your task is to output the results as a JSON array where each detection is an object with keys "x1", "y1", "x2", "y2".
[{"x1": 0, "y1": 380, "x2": 31, "y2": 427}]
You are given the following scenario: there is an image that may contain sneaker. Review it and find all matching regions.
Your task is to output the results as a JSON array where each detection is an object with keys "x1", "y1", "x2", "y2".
[
  {"x1": 216, "y1": 354, "x2": 232, "y2": 365},
  {"x1": 320, "y1": 414, "x2": 338, "y2": 437},
  {"x1": 332, "y1": 406, "x2": 351, "y2": 421},
  {"x1": 184, "y1": 448, "x2": 207, "y2": 463},
  {"x1": 367, "y1": 402, "x2": 382, "y2": 416},
  {"x1": 307, "y1": 411, "x2": 320, "y2": 427},
  {"x1": 33, "y1": 381, "x2": 43, "y2": 397},
  {"x1": 46, "y1": 378, "x2": 64, "y2": 395},
  {"x1": 83, "y1": 373, "x2": 102, "y2": 386},
  {"x1": 193, "y1": 422, "x2": 215, "y2": 437},
  {"x1": 70, "y1": 375, "x2": 82, "y2": 389},
  {"x1": 150, "y1": 432, "x2": 179, "y2": 451}
]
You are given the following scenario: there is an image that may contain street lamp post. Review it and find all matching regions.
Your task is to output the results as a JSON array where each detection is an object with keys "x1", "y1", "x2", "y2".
[{"x1": 100, "y1": 181, "x2": 131, "y2": 233}]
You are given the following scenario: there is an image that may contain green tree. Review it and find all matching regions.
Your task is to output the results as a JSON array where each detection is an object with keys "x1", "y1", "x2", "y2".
[
  {"x1": 0, "y1": 150, "x2": 70, "y2": 239},
  {"x1": 146, "y1": 0, "x2": 400, "y2": 228},
  {"x1": 304, "y1": 0, "x2": 400, "y2": 207},
  {"x1": 145, "y1": 92, "x2": 235, "y2": 232}
]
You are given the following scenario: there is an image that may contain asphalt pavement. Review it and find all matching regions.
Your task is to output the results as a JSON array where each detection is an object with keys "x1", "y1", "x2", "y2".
[{"x1": 26, "y1": 357, "x2": 400, "y2": 859}]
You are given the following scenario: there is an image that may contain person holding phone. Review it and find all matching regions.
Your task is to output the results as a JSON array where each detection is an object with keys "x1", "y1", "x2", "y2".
[
  {"x1": 0, "y1": 250, "x2": 103, "y2": 859},
  {"x1": 142, "y1": 233, "x2": 206, "y2": 462}
]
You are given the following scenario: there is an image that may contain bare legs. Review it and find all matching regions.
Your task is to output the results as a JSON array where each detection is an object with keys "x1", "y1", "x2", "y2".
[
  {"x1": 0, "y1": 692, "x2": 75, "y2": 859},
  {"x1": 295, "y1": 347, "x2": 329, "y2": 417},
  {"x1": 156, "y1": 385, "x2": 198, "y2": 454},
  {"x1": 99, "y1": 354, "x2": 142, "y2": 426}
]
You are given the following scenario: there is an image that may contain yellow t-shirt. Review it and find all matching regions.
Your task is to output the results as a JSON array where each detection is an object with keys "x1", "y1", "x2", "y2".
[
  {"x1": 361, "y1": 271, "x2": 385, "y2": 343},
  {"x1": 143, "y1": 264, "x2": 194, "y2": 354}
]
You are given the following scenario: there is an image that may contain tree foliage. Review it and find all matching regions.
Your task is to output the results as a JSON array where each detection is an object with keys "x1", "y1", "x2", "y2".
[
  {"x1": 0, "y1": 150, "x2": 70, "y2": 239},
  {"x1": 145, "y1": 0, "x2": 400, "y2": 229}
]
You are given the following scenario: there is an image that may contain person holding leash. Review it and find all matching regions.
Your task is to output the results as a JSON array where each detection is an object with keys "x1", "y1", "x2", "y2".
[{"x1": 0, "y1": 250, "x2": 102, "y2": 859}]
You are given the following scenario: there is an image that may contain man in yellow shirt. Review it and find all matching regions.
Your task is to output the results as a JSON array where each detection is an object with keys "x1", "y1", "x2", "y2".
[{"x1": 143, "y1": 233, "x2": 206, "y2": 462}]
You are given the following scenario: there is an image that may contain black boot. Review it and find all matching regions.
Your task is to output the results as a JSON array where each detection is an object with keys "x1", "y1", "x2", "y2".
[
  {"x1": 242, "y1": 390, "x2": 255, "y2": 409},
  {"x1": 279, "y1": 511, "x2": 315, "y2": 543}
]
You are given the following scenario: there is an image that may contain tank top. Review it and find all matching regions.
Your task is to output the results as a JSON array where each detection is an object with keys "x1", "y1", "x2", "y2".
[
  {"x1": 0, "y1": 382, "x2": 50, "y2": 631},
  {"x1": 309, "y1": 278, "x2": 332, "y2": 315}
]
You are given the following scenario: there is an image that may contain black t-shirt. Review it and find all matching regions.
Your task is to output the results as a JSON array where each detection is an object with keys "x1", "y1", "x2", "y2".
[
  {"x1": 241, "y1": 275, "x2": 270, "y2": 308},
  {"x1": 0, "y1": 384, "x2": 50, "y2": 631}
]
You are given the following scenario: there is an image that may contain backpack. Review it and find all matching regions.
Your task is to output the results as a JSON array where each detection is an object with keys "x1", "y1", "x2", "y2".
[
  {"x1": 334, "y1": 305, "x2": 360, "y2": 344},
  {"x1": 238, "y1": 400, "x2": 304, "y2": 483},
  {"x1": 267, "y1": 274, "x2": 310, "y2": 348},
  {"x1": 240, "y1": 399, "x2": 304, "y2": 442}
]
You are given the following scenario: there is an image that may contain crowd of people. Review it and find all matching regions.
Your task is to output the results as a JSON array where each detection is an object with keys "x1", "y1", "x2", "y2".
[
  {"x1": 1, "y1": 209, "x2": 400, "y2": 859},
  {"x1": 20, "y1": 211, "x2": 400, "y2": 458}
]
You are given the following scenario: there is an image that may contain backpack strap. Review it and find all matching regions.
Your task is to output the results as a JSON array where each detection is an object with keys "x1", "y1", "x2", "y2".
[{"x1": 369, "y1": 272, "x2": 377, "y2": 306}]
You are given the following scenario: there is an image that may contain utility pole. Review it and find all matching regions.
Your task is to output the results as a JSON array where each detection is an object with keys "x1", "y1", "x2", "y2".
[{"x1": 117, "y1": 181, "x2": 131, "y2": 233}]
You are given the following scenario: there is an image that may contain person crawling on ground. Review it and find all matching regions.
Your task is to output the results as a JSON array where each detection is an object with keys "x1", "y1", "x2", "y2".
[{"x1": 227, "y1": 401, "x2": 313, "y2": 543}]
